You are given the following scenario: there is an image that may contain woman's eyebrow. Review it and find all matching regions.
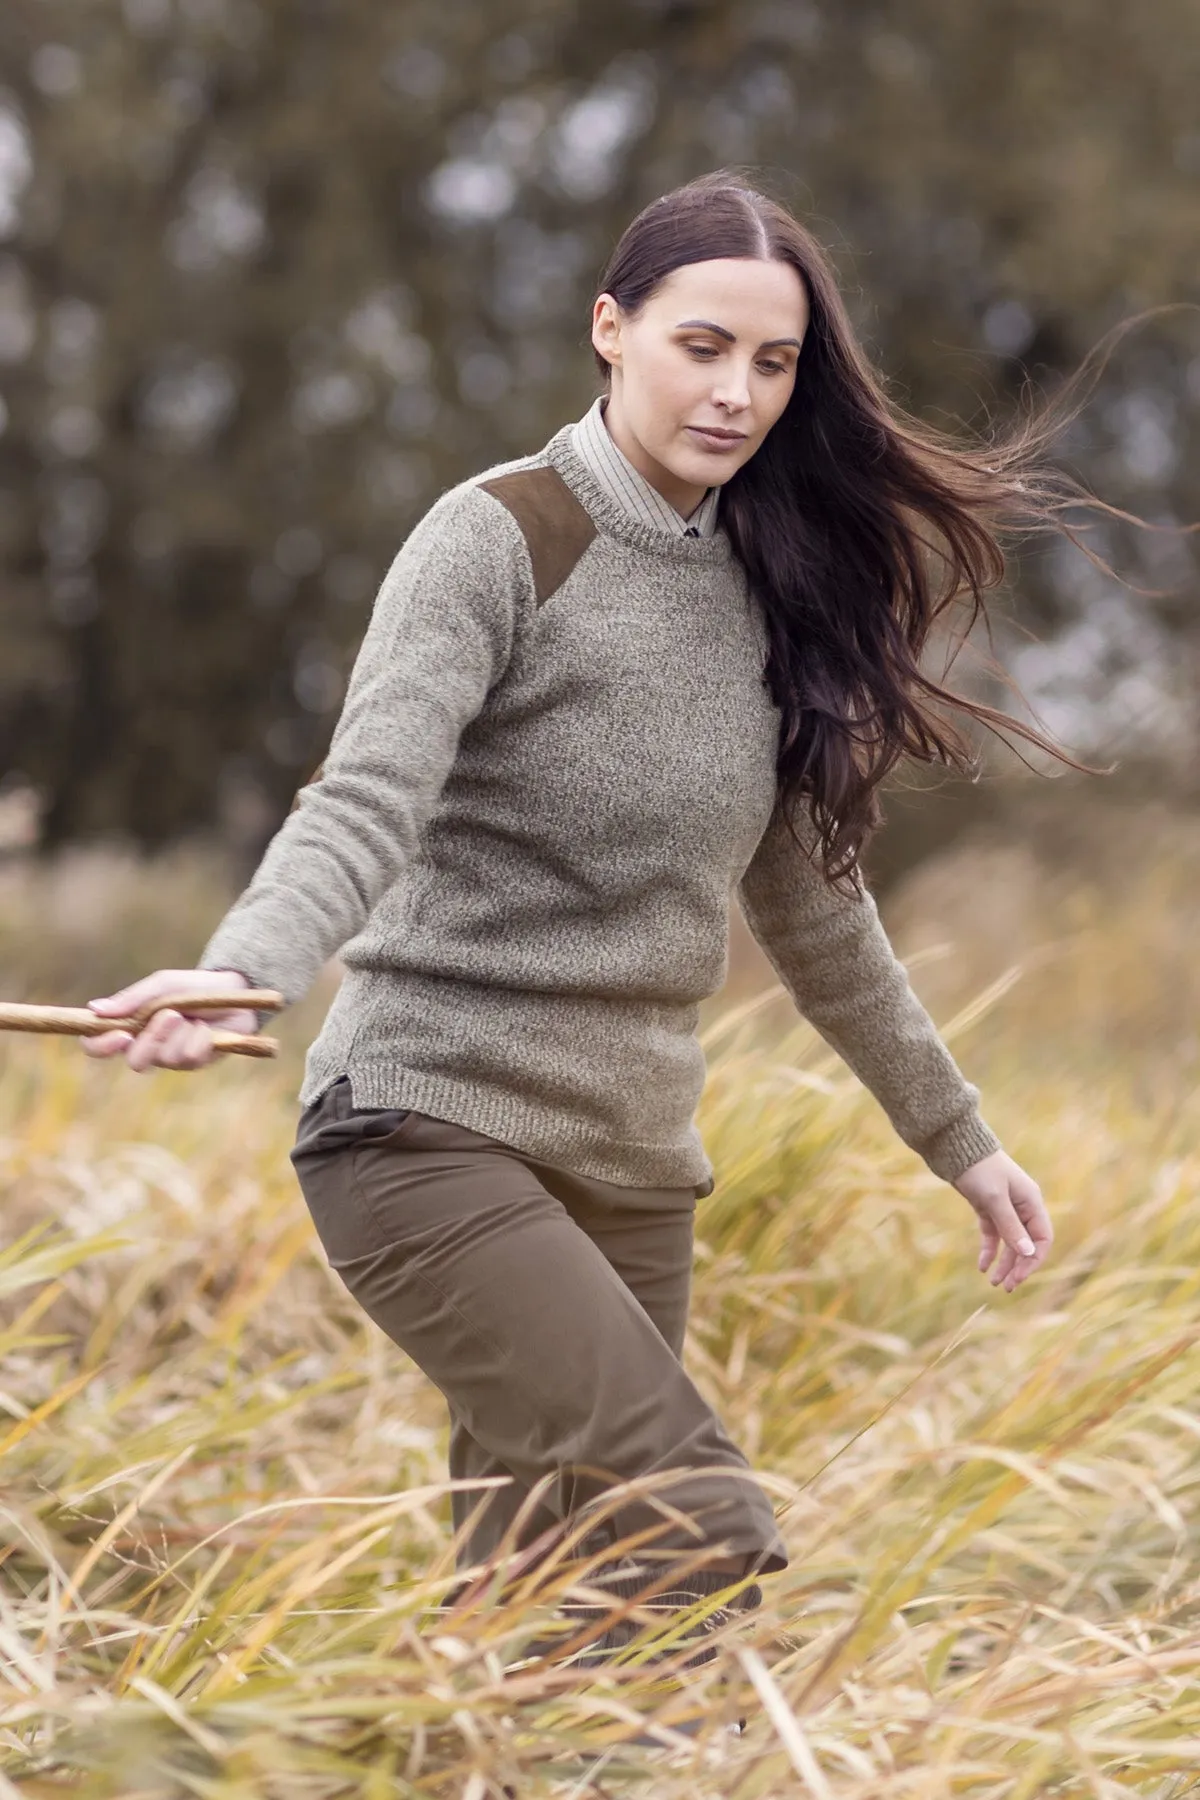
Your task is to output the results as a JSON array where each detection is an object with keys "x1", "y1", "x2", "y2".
[{"x1": 675, "y1": 318, "x2": 803, "y2": 351}]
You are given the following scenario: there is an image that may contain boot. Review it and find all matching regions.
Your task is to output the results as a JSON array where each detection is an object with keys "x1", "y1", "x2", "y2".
[{"x1": 525, "y1": 1561, "x2": 764, "y2": 1670}]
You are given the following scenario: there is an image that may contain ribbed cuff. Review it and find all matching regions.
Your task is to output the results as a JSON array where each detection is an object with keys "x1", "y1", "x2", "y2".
[
  {"x1": 917, "y1": 1111, "x2": 1003, "y2": 1184},
  {"x1": 197, "y1": 962, "x2": 280, "y2": 1033}
]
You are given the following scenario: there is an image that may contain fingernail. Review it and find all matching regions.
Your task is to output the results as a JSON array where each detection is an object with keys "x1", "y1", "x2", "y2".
[{"x1": 1018, "y1": 1237, "x2": 1035, "y2": 1256}]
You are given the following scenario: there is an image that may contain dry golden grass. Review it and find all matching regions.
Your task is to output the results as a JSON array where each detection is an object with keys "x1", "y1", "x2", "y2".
[{"x1": 2, "y1": 815, "x2": 1200, "y2": 1797}]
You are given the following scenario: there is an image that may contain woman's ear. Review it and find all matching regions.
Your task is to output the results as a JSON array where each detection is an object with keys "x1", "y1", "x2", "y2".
[{"x1": 591, "y1": 293, "x2": 623, "y2": 369}]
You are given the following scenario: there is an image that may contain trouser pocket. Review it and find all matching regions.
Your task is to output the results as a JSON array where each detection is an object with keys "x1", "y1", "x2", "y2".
[
  {"x1": 290, "y1": 1077, "x2": 416, "y2": 1262},
  {"x1": 291, "y1": 1075, "x2": 413, "y2": 1158}
]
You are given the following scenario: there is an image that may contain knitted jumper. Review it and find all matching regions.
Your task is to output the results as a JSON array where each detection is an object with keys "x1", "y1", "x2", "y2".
[{"x1": 200, "y1": 423, "x2": 1000, "y2": 1193}]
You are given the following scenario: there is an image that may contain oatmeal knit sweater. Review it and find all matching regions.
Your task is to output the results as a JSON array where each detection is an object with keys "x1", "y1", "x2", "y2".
[{"x1": 199, "y1": 423, "x2": 1001, "y2": 1194}]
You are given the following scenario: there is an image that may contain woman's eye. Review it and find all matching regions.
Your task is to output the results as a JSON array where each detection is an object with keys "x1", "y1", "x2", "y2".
[
  {"x1": 684, "y1": 343, "x2": 719, "y2": 359},
  {"x1": 757, "y1": 360, "x2": 788, "y2": 376}
]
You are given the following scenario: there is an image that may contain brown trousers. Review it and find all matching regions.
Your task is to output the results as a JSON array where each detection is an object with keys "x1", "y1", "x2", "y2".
[{"x1": 291, "y1": 1078, "x2": 788, "y2": 1578}]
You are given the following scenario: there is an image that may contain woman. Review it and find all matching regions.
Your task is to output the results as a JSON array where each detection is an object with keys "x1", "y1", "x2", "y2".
[{"x1": 86, "y1": 171, "x2": 1059, "y2": 1663}]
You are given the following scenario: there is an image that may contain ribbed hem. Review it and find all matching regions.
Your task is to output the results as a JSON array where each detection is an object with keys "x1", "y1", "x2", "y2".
[
  {"x1": 916, "y1": 1111, "x2": 1003, "y2": 1183},
  {"x1": 299, "y1": 1059, "x2": 716, "y2": 1195}
]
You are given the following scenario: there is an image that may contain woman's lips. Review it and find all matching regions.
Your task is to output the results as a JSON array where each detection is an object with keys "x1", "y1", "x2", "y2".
[{"x1": 685, "y1": 425, "x2": 747, "y2": 453}]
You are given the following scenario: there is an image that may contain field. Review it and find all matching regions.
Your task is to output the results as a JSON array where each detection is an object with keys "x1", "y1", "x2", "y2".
[{"x1": 3, "y1": 798, "x2": 1200, "y2": 1798}]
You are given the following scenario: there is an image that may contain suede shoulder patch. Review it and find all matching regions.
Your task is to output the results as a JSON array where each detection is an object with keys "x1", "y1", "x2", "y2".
[{"x1": 479, "y1": 467, "x2": 597, "y2": 607}]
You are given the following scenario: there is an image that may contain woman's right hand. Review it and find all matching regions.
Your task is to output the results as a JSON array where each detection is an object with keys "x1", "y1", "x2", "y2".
[{"x1": 83, "y1": 969, "x2": 258, "y2": 1072}]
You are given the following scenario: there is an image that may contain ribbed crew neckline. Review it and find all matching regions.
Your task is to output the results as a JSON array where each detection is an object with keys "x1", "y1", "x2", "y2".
[{"x1": 544, "y1": 426, "x2": 736, "y2": 568}]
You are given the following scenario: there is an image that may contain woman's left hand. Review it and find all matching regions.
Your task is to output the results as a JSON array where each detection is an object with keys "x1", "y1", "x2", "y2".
[{"x1": 952, "y1": 1150, "x2": 1052, "y2": 1293}]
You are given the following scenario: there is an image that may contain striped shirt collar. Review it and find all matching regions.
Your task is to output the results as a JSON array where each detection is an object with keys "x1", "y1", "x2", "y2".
[{"x1": 570, "y1": 397, "x2": 722, "y2": 540}]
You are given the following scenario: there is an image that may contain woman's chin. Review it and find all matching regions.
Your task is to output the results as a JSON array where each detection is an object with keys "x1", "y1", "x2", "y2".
[
  {"x1": 668, "y1": 439, "x2": 752, "y2": 484},
  {"x1": 654, "y1": 451, "x2": 725, "y2": 492}
]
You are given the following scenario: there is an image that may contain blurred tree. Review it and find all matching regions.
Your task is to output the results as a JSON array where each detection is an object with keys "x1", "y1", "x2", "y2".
[{"x1": 0, "y1": 0, "x2": 1197, "y2": 849}]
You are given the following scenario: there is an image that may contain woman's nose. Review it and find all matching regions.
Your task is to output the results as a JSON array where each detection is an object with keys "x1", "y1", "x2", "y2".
[{"x1": 712, "y1": 367, "x2": 752, "y2": 411}]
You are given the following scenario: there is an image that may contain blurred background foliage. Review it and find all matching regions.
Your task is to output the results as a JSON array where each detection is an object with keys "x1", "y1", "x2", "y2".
[{"x1": 0, "y1": 0, "x2": 1197, "y2": 862}]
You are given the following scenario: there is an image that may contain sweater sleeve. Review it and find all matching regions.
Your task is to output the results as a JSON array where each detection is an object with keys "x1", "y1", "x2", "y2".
[
  {"x1": 199, "y1": 482, "x2": 529, "y2": 1005},
  {"x1": 735, "y1": 796, "x2": 1002, "y2": 1183}
]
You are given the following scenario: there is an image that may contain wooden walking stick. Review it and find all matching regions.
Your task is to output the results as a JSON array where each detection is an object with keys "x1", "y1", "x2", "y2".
[{"x1": 0, "y1": 990, "x2": 284, "y2": 1059}]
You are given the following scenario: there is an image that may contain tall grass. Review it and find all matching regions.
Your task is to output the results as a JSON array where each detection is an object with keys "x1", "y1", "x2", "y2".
[{"x1": 3, "y1": 819, "x2": 1200, "y2": 1796}]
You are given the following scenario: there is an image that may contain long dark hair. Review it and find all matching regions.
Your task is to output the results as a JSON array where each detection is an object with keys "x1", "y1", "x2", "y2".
[{"x1": 594, "y1": 170, "x2": 1156, "y2": 885}]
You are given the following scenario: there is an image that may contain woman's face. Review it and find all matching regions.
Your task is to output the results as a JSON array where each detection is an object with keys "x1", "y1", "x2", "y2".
[{"x1": 591, "y1": 256, "x2": 810, "y2": 516}]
